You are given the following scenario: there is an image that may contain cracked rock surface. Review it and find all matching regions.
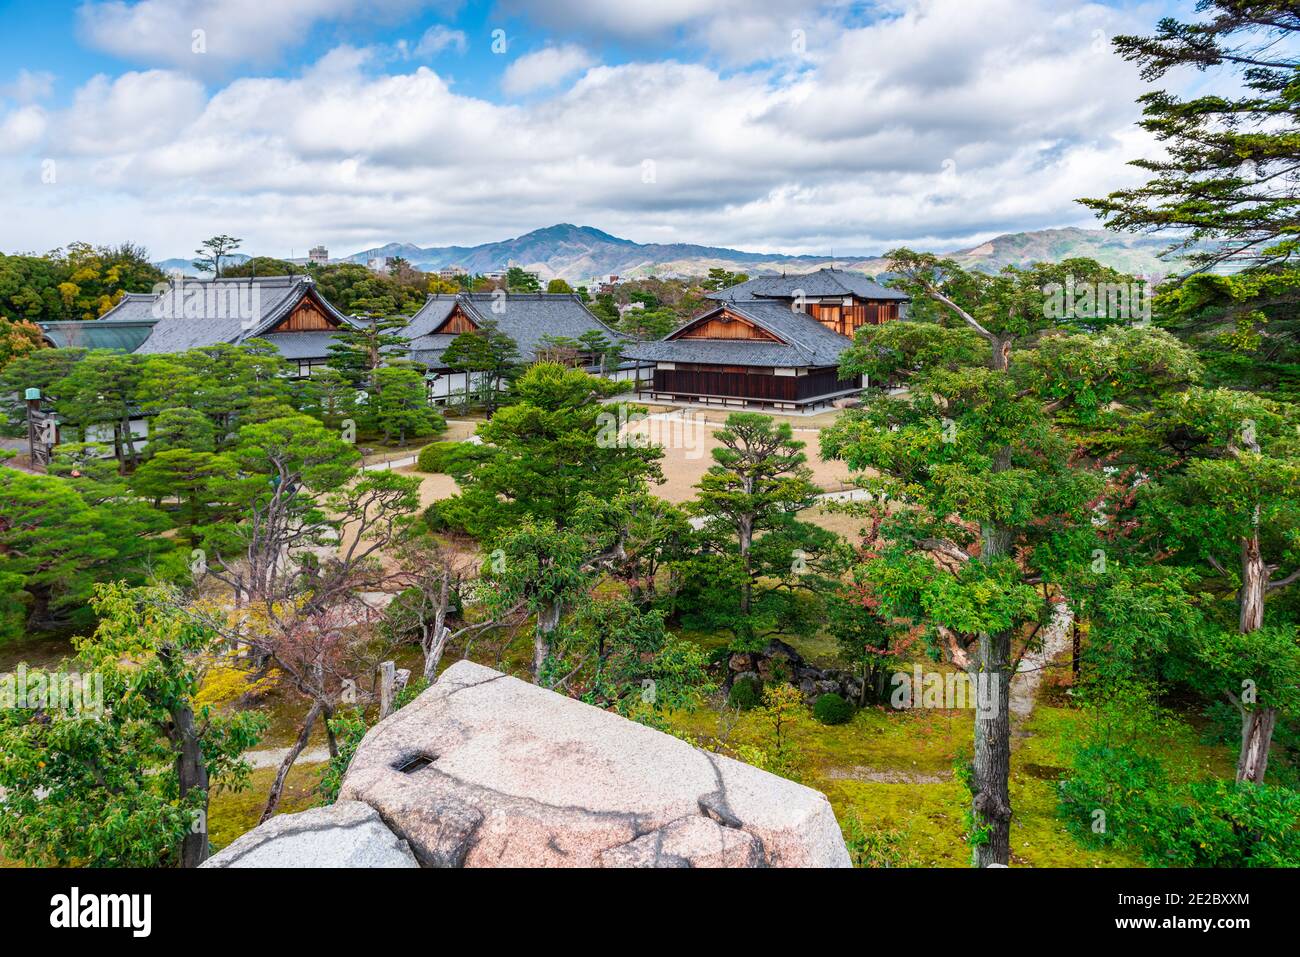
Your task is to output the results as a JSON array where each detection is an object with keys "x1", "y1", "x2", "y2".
[
  {"x1": 208, "y1": 661, "x2": 851, "y2": 868},
  {"x1": 201, "y1": 800, "x2": 419, "y2": 868},
  {"x1": 340, "y1": 661, "x2": 850, "y2": 867}
]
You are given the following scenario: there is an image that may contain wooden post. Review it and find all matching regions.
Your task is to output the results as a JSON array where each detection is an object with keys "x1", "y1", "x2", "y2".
[
  {"x1": 379, "y1": 660, "x2": 396, "y2": 719},
  {"x1": 24, "y1": 388, "x2": 53, "y2": 471}
]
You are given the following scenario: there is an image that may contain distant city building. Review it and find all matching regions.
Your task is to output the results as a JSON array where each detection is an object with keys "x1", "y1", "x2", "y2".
[
  {"x1": 308, "y1": 245, "x2": 329, "y2": 265},
  {"x1": 439, "y1": 266, "x2": 468, "y2": 281},
  {"x1": 368, "y1": 256, "x2": 393, "y2": 273}
]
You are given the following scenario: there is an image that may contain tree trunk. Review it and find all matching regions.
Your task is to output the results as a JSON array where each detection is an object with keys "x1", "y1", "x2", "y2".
[
  {"x1": 1071, "y1": 619, "x2": 1081, "y2": 678},
  {"x1": 989, "y1": 336, "x2": 1012, "y2": 372},
  {"x1": 172, "y1": 703, "x2": 210, "y2": 868},
  {"x1": 970, "y1": 626, "x2": 1013, "y2": 867},
  {"x1": 1239, "y1": 532, "x2": 1266, "y2": 634},
  {"x1": 534, "y1": 600, "x2": 562, "y2": 684},
  {"x1": 261, "y1": 701, "x2": 322, "y2": 824},
  {"x1": 1235, "y1": 528, "x2": 1275, "y2": 782},
  {"x1": 379, "y1": 660, "x2": 396, "y2": 719},
  {"x1": 323, "y1": 704, "x2": 339, "y2": 759},
  {"x1": 422, "y1": 623, "x2": 451, "y2": 685},
  {"x1": 1237, "y1": 706, "x2": 1276, "y2": 784},
  {"x1": 739, "y1": 515, "x2": 753, "y2": 615},
  {"x1": 972, "y1": 519, "x2": 1014, "y2": 867}
]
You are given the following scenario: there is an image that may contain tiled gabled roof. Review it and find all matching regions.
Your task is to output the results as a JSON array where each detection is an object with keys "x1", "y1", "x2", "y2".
[
  {"x1": 117, "y1": 276, "x2": 358, "y2": 356},
  {"x1": 705, "y1": 266, "x2": 909, "y2": 302},
  {"x1": 403, "y1": 292, "x2": 625, "y2": 366},
  {"x1": 623, "y1": 298, "x2": 853, "y2": 368}
]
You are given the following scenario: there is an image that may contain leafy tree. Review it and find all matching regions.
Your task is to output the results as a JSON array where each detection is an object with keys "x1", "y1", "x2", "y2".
[
  {"x1": 702, "y1": 268, "x2": 749, "y2": 291},
  {"x1": 0, "y1": 470, "x2": 114, "y2": 639},
  {"x1": 326, "y1": 315, "x2": 410, "y2": 397},
  {"x1": 0, "y1": 251, "x2": 66, "y2": 321},
  {"x1": 439, "y1": 319, "x2": 521, "y2": 411},
  {"x1": 130, "y1": 448, "x2": 228, "y2": 540},
  {"x1": 0, "y1": 450, "x2": 166, "y2": 638},
  {"x1": 57, "y1": 351, "x2": 147, "y2": 469},
  {"x1": 546, "y1": 278, "x2": 574, "y2": 294},
  {"x1": 1082, "y1": 3, "x2": 1299, "y2": 273},
  {"x1": 486, "y1": 517, "x2": 593, "y2": 682},
  {"x1": 136, "y1": 343, "x2": 295, "y2": 449},
  {"x1": 589, "y1": 292, "x2": 619, "y2": 325},
  {"x1": 1140, "y1": 387, "x2": 1300, "y2": 781},
  {"x1": 690, "y1": 413, "x2": 822, "y2": 641},
  {"x1": 577, "y1": 596, "x2": 713, "y2": 722},
  {"x1": 0, "y1": 583, "x2": 265, "y2": 866},
  {"x1": 146, "y1": 407, "x2": 217, "y2": 456},
  {"x1": 505, "y1": 266, "x2": 540, "y2": 293},
  {"x1": 193, "y1": 235, "x2": 243, "y2": 278},
  {"x1": 441, "y1": 363, "x2": 662, "y2": 537},
  {"x1": 0, "y1": 346, "x2": 86, "y2": 436},
  {"x1": 0, "y1": 243, "x2": 163, "y2": 323},
  {"x1": 618, "y1": 306, "x2": 678, "y2": 341},
  {"x1": 821, "y1": 257, "x2": 1130, "y2": 866},
  {"x1": 0, "y1": 316, "x2": 44, "y2": 373},
  {"x1": 221, "y1": 256, "x2": 299, "y2": 278},
  {"x1": 191, "y1": 415, "x2": 421, "y2": 816},
  {"x1": 371, "y1": 365, "x2": 445, "y2": 445},
  {"x1": 310, "y1": 262, "x2": 426, "y2": 316},
  {"x1": 1082, "y1": 3, "x2": 1300, "y2": 400}
]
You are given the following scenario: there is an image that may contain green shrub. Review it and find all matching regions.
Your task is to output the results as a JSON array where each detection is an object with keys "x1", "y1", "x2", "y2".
[
  {"x1": 1146, "y1": 780, "x2": 1300, "y2": 868},
  {"x1": 416, "y1": 441, "x2": 461, "y2": 473},
  {"x1": 318, "y1": 708, "x2": 368, "y2": 805},
  {"x1": 728, "y1": 675, "x2": 763, "y2": 710},
  {"x1": 842, "y1": 811, "x2": 910, "y2": 867},
  {"x1": 813, "y1": 692, "x2": 853, "y2": 725},
  {"x1": 1057, "y1": 743, "x2": 1167, "y2": 847}
]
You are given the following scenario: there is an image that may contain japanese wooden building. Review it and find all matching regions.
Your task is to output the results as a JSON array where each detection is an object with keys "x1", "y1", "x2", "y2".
[
  {"x1": 624, "y1": 268, "x2": 909, "y2": 410},
  {"x1": 401, "y1": 292, "x2": 647, "y2": 403}
]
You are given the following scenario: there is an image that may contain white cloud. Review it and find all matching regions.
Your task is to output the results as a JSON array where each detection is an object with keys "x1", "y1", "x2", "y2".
[
  {"x1": 76, "y1": 0, "x2": 431, "y2": 72},
  {"x1": 1, "y1": 69, "x2": 56, "y2": 104},
  {"x1": 0, "y1": 106, "x2": 48, "y2": 154},
  {"x1": 4, "y1": 0, "x2": 1165, "y2": 259},
  {"x1": 501, "y1": 45, "x2": 598, "y2": 96},
  {"x1": 413, "y1": 25, "x2": 467, "y2": 58},
  {"x1": 59, "y1": 70, "x2": 206, "y2": 155}
]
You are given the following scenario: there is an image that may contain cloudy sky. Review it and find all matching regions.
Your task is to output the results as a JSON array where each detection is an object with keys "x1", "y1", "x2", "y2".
[{"x1": 0, "y1": 0, "x2": 1193, "y2": 260}]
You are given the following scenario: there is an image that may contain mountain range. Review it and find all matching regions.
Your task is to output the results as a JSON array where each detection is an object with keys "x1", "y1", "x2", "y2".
[{"x1": 157, "y1": 224, "x2": 1192, "y2": 281}]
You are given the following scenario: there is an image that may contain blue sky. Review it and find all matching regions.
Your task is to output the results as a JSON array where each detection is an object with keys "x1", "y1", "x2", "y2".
[{"x1": 0, "y1": 0, "x2": 1196, "y2": 263}]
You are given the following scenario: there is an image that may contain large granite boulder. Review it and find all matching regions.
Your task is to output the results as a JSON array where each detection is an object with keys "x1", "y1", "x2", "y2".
[
  {"x1": 202, "y1": 800, "x2": 419, "y2": 868},
  {"x1": 338, "y1": 660, "x2": 850, "y2": 867}
]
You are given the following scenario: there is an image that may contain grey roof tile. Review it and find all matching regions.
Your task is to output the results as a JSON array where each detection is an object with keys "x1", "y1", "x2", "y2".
[
  {"x1": 115, "y1": 276, "x2": 356, "y2": 361},
  {"x1": 705, "y1": 267, "x2": 909, "y2": 301},
  {"x1": 403, "y1": 293, "x2": 624, "y2": 366}
]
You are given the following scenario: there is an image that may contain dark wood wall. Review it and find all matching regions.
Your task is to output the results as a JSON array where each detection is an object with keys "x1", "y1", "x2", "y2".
[
  {"x1": 273, "y1": 296, "x2": 335, "y2": 332},
  {"x1": 436, "y1": 306, "x2": 479, "y2": 335},
  {"x1": 653, "y1": 365, "x2": 855, "y2": 403}
]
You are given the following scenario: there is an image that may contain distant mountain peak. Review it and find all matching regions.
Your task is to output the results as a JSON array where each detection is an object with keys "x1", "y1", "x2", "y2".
[{"x1": 158, "y1": 224, "x2": 1194, "y2": 281}]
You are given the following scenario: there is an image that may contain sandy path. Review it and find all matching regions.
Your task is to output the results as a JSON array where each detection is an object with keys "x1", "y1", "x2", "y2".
[{"x1": 1009, "y1": 601, "x2": 1074, "y2": 723}]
